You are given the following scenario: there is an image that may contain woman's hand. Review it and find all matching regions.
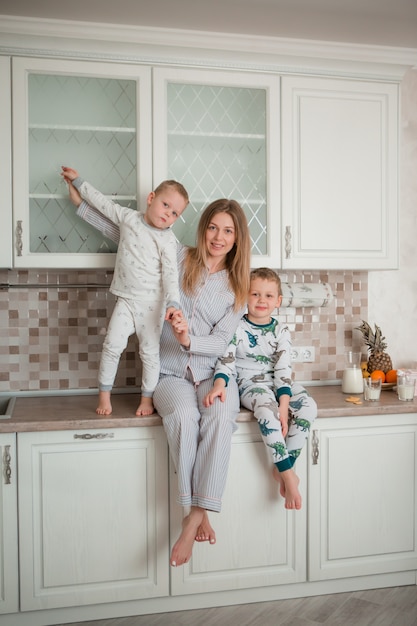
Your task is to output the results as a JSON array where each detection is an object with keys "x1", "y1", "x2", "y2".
[{"x1": 61, "y1": 166, "x2": 78, "y2": 182}]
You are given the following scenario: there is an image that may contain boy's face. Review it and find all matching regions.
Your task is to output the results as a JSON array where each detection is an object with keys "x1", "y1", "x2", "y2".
[
  {"x1": 247, "y1": 277, "x2": 282, "y2": 324},
  {"x1": 144, "y1": 189, "x2": 187, "y2": 229}
]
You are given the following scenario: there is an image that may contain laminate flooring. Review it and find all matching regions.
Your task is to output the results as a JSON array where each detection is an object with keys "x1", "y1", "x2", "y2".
[{"x1": 63, "y1": 585, "x2": 417, "y2": 626}]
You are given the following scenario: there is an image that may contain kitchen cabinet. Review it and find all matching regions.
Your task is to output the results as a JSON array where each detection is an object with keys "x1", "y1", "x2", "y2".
[
  {"x1": 153, "y1": 67, "x2": 281, "y2": 267},
  {"x1": 17, "y1": 426, "x2": 169, "y2": 611},
  {"x1": 0, "y1": 56, "x2": 13, "y2": 269},
  {"x1": 308, "y1": 413, "x2": 417, "y2": 580},
  {"x1": 0, "y1": 433, "x2": 18, "y2": 615},
  {"x1": 170, "y1": 421, "x2": 307, "y2": 595},
  {"x1": 281, "y1": 76, "x2": 399, "y2": 269},
  {"x1": 12, "y1": 56, "x2": 152, "y2": 268}
]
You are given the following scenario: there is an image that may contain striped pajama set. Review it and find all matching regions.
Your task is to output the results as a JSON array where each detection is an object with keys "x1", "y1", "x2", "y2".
[
  {"x1": 153, "y1": 246, "x2": 245, "y2": 513},
  {"x1": 213, "y1": 315, "x2": 317, "y2": 473}
]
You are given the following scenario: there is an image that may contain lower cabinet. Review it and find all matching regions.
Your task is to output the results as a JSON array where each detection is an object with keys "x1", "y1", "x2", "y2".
[
  {"x1": 17, "y1": 427, "x2": 169, "y2": 611},
  {"x1": 308, "y1": 413, "x2": 417, "y2": 581},
  {"x1": 0, "y1": 433, "x2": 18, "y2": 614},
  {"x1": 170, "y1": 421, "x2": 307, "y2": 595}
]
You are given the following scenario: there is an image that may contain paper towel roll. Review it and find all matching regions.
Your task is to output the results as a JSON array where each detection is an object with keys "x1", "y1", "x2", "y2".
[{"x1": 280, "y1": 282, "x2": 333, "y2": 308}]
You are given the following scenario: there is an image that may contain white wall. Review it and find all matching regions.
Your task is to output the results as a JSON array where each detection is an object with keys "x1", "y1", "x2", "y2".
[{"x1": 368, "y1": 67, "x2": 417, "y2": 370}]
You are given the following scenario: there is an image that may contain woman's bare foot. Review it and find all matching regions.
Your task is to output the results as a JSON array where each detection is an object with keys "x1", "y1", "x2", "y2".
[
  {"x1": 195, "y1": 510, "x2": 216, "y2": 544},
  {"x1": 96, "y1": 390, "x2": 112, "y2": 415},
  {"x1": 136, "y1": 396, "x2": 154, "y2": 416},
  {"x1": 171, "y1": 507, "x2": 205, "y2": 567},
  {"x1": 279, "y1": 468, "x2": 302, "y2": 510}
]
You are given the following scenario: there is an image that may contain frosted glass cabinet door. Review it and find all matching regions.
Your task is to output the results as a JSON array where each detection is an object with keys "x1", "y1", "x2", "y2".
[
  {"x1": 12, "y1": 57, "x2": 152, "y2": 268},
  {"x1": 153, "y1": 68, "x2": 281, "y2": 267},
  {"x1": 0, "y1": 56, "x2": 12, "y2": 269}
]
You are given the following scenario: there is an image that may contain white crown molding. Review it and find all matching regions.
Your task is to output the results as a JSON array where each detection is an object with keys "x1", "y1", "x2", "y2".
[{"x1": 0, "y1": 15, "x2": 416, "y2": 79}]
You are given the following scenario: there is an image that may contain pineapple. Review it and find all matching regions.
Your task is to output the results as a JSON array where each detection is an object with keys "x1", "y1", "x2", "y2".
[{"x1": 355, "y1": 320, "x2": 393, "y2": 374}]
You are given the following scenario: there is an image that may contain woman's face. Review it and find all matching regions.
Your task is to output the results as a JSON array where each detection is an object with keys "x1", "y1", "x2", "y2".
[{"x1": 205, "y1": 211, "x2": 236, "y2": 260}]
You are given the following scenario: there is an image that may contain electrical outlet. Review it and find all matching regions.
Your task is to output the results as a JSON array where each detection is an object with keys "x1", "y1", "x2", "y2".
[{"x1": 291, "y1": 346, "x2": 315, "y2": 362}]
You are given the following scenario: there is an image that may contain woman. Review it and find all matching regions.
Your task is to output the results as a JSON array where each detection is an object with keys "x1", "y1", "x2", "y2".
[
  {"x1": 68, "y1": 183, "x2": 251, "y2": 567},
  {"x1": 154, "y1": 199, "x2": 250, "y2": 567}
]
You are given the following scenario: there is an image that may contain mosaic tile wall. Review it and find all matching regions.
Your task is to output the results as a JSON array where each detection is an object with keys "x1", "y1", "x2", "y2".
[{"x1": 0, "y1": 268, "x2": 367, "y2": 393}]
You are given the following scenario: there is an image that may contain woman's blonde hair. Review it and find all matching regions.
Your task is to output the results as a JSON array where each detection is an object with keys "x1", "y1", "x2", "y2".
[{"x1": 182, "y1": 199, "x2": 251, "y2": 310}]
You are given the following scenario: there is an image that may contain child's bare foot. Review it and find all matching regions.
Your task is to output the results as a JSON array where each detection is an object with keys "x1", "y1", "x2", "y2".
[
  {"x1": 272, "y1": 465, "x2": 286, "y2": 499},
  {"x1": 96, "y1": 390, "x2": 112, "y2": 415},
  {"x1": 136, "y1": 396, "x2": 154, "y2": 416},
  {"x1": 195, "y1": 510, "x2": 216, "y2": 544},
  {"x1": 280, "y1": 468, "x2": 302, "y2": 510},
  {"x1": 171, "y1": 507, "x2": 204, "y2": 567}
]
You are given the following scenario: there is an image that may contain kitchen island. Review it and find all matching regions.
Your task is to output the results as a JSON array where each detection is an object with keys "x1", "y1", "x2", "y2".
[{"x1": 1, "y1": 385, "x2": 416, "y2": 626}]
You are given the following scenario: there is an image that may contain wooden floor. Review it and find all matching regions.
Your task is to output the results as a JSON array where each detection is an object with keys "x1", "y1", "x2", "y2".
[{"x1": 63, "y1": 585, "x2": 417, "y2": 626}]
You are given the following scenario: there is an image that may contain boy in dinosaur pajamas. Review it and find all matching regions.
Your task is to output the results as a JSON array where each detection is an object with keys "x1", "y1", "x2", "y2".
[{"x1": 204, "y1": 267, "x2": 317, "y2": 510}]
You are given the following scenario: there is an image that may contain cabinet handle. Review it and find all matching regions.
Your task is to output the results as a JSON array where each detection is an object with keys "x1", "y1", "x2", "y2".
[
  {"x1": 73, "y1": 433, "x2": 115, "y2": 440},
  {"x1": 16, "y1": 221, "x2": 23, "y2": 257},
  {"x1": 285, "y1": 226, "x2": 291, "y2": 259},
  {"x1": 311, "y1": 430, "x2": 319, "y2": 465},
  {"x1": 3, "y1": 445, "x2": 12, "y2": 485}
]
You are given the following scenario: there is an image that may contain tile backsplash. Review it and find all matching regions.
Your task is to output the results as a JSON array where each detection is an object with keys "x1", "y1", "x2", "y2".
[{"x1": 0, "y1": 268, "x2": 367, "y2": 393}]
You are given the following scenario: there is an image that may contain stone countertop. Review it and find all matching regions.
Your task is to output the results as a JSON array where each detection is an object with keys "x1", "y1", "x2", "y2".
[{"x1": 0, "y1": 385, "x2": 416, "y2": 433}]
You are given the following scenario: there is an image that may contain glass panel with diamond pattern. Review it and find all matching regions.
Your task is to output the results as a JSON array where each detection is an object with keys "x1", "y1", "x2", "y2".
[
  {"x1": 167, "y1": 83, "x2": 267, "y2": 253},
  {"x1": 28, "y1": 74, "x2": 137, "y2": 254}
]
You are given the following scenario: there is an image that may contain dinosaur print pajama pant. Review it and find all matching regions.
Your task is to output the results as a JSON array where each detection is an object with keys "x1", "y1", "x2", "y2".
[{"x1": 239, "y1": 381, "x2": 317, "y2": 473}]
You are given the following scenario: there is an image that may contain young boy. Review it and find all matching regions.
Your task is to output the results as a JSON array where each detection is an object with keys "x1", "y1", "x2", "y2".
[
  {"x1": 61, "y1": 167, "x2": 189, "y2": 417},
  {"x1": 204, "y1": 267, "x2": 317, "y2": 510}
]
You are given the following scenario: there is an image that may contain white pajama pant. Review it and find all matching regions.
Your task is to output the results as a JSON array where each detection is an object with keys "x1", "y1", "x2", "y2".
[
  {"x1": 240, "y1": 381, "x2": 317, "y2": 473},
  {"x1": 153, "y1": 372, "x2": 240, "y2": 512},
  {"x1": 99, "y1": 296, "x2": 164, "y2": 397}
]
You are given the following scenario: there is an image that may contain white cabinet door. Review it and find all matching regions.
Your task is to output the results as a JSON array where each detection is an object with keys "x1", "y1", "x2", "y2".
[
  {"x1": 12, "y1": 57, "x2": 152, "y2": 269},
  {"x1": 153, "y1": 67, "x2": 281, "y2": 267},
  {"x1": 0, "y1": 433, "x2": 18, "y2": 614},
  {"x1": 308, "y1": 414, "x2": 417, "y2": 581},
  {"x1": 0, "y1": 56, "x2": 12, "y2": 269},
  {"x1": 170, "y1": 421, "x2": 306, "y2": 595},
  {"x1": 18, "y1": 427, "x2": 169, "y2": 610},
  {"x1": 281, "y1": 76, "x2": 398, "y2": 269}
]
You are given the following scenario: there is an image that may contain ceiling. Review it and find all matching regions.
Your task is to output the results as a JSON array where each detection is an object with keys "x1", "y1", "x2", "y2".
[{"x1": 1, "y1": 0, "x2": 417, "y2": 48}]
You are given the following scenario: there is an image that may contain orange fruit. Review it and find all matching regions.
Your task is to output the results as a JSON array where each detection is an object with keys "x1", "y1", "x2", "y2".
[
  {"x1": 385, "y1": 369, "x2": 397, "y2": 383},
  {"x1": 370, "y1": 370, "x2": 386, "y2": 383}
]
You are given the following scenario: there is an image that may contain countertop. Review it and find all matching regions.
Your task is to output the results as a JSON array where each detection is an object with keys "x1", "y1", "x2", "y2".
[{"x1": 1, "y1": 384, "x2": 416, "y2": 433}]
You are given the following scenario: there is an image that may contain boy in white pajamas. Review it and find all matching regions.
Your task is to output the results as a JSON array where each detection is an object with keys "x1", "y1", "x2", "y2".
[
  {"x1": 61, "y1": 166, "x2": 189, "y2": 417},
  {"x1": 204, "y1": 267, "x2": 317, "y2": 510}
]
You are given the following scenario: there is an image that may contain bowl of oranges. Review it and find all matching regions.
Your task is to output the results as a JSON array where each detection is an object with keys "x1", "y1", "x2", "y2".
[{"x1": 369, "y1": 369, "x2": 397, "y2": 389}]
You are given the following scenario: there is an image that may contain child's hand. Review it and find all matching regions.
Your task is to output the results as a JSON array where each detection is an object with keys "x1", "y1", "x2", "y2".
[
  {"x1": 279, "y1": 413, "x2": 289, "y2": 438},
  {"x1": 203, "y1": 380, "x2": 227, "y2": 407},
  {"x1": 67, "y1": 181, "x2": 82, "y2": 208},
  {"x1": 168, "y1": 310, "x2": 190, "y2": 348},
  {"x1": 61, "y1": 166, "x2": 78, "y2": 182}
]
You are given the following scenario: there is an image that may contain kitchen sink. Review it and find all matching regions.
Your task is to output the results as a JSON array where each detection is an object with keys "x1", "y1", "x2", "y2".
[{"x1": 0, "y1": 397, "x2": 15, "y2": 419}]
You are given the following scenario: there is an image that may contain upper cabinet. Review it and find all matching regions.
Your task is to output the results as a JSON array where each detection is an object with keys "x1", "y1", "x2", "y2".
[
  {"x1": 0, "y1": 57, "x2": 12, "y2": 269},
  {"x1": 12, "y1": 57, "x2": 152, "y2": 268},
  {"x1": 153, "y1": 67, "x2": 281, "y2": 267},
  {"x1": 281, "y1": 76, "x2": 399, "y2": 270},
  {"x1": 6, "y1": 55, "x2": 400, "y2": 270}
]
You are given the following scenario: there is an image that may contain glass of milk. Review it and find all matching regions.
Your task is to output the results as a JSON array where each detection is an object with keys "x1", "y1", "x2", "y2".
[
  {"x1": 363, "y1": 377, "x2": 381, "y2": 401},
  {"x1": 341, "y1": 351, "x2": 363, "y2": 394},
  {"x1": 397, "y1": 373, "x2": 416, "y2": 401}
]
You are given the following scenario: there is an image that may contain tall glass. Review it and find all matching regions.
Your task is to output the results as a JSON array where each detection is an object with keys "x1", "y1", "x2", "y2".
[{"x1": 341, "y1": 351, "x2": 363, "y2": 394}]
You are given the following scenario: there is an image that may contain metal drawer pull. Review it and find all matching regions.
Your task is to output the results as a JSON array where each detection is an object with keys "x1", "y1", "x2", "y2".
[
  {"x1": 3, "y1": 445, "x2": 11, "y2": 484},
  {"x1": 311, "y1": 430, "x2": 319, "y2": 465},
  {"x1": 73, "y1": 433, "x2": 115, "y2": 440}
]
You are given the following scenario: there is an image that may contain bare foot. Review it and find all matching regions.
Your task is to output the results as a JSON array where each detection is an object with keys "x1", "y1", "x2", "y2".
[
  {"x1": 272, "y1": 465, "x2": 286, "y2": 500},
  {"x1": 136, "y1": 396, "x2": 154, "y2": 416},
  {"x1": 195, "y1": 510, "x2": 216, "y2": 544},
  {"x1": 96, "y1": 390, "x2": 112, "y2": 415},
  {"x1": 171, "y1": 507, "x2": 204, "y2": 567},
  {"x1": 279, "y1": 468, "x2": 302, "y2": 510}
]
